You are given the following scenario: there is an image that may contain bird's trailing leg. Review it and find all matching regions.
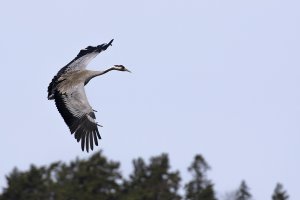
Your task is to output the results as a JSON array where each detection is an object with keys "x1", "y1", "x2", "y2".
[{"x1": 97, "y1": 123, "x2": 103, "y2": 127}]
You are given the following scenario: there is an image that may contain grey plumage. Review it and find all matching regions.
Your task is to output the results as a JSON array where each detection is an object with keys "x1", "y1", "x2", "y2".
[{"x1": 48, "y1": 39, "x2": 130, "y2": 152}]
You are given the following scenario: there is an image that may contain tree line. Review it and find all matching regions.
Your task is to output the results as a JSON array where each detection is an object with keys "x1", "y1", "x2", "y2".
[{"x1": 0, "y1": 151, "x2": 289, "y2": 200}]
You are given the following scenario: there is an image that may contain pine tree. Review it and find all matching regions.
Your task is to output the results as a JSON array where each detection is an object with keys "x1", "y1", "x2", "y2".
[
  {"x1": 235, "y1": 180, "x2": 251, "y2": 200},
  {"x1": 184, "y1": 154, "x2": 216, "y2": 200},
  {"x1": 52, "y1": 151, "x2": 122, "y2": 200},
  {"x1": 0, "y1": 151, "x2": 122, "y2": 200},
  {"x1": 121, "y1": 153, "x2": 181, "y2": 200},
  {"x1": 0, "y1": 165, "x2": 51, "y2": 200},
  {"x1": 272, "y1": 183, "x2": 289, "y2": 200}
]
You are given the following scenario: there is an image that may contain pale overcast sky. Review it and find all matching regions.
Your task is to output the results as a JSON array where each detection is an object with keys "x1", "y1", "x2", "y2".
[{"x1": 0, "y1": 0, "x2": 299, "y2": 199}]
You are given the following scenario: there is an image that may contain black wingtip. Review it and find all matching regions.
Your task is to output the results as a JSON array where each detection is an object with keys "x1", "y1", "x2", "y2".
[
  {"x1": 103, "y1": 39, "x2": 114, "y2": 50},
  {"x1": 97, "y1": 39, "x2": 114, "y2": 51},
  {"x1": 90, "y1": 133, "x2": 94, "y2": 151},
  {"x1": 108, "y1": 39, "x2": 114, "y2": 46},
  {"x1": 93, "y1": 131, "x2": 99, "y2": 146},
  {"x1": 81, "y1": 133, "x2": 85, "y2": 152},
  {"x1": 86, "y1": 133, "x2": 89, "y2": 153},
  {"x1": 96, "y1": 129, "x2": 101, "y2": 139}
]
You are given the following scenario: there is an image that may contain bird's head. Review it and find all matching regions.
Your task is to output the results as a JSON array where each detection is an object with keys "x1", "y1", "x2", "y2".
[{"x1": 113, "y1": 65, "x2": 131, "y2": 73}]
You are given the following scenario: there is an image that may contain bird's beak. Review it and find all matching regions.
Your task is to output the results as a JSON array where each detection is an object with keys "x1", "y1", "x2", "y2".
[{"x1": 125, "y1": 68, "x2": 131, "y2": 73}]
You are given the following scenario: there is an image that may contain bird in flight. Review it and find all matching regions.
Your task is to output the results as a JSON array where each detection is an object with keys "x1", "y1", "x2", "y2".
[{"x1": 48, "y1": 39, "x2": 130, "y2": 152}]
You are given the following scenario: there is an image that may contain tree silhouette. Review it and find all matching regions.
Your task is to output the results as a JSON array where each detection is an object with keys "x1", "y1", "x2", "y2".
[
  {"x1": 184, "y1": 154, "x2": 216, "y2": 200},
  {"x1": 272, "y1": 183, "x2": 289, "y2": 200},
  {"x1": 0, "y1": 151, "x2": 122, "y2": 200},
  {"x1": 0, "y1": 151, "x2": 292, "y2": 200},
  {"x1": 0, "y1": 166, "x2": 51, "y2": 200},
  {"x1": 121, "y1": 154, "x2": 181, "y2": 200},
  {"x1": 234, "y1": 180, "x2": 251, "y2": 200}
]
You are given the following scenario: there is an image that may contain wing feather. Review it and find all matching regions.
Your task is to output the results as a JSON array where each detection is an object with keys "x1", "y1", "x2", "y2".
[
  {"x1": 96, "y1": 129, "x2": 101, "y2": 140},
  {"x1": 90, "y1": 132, "x2": 94, "y2": 150},
  {"x1": 93, "y1": 131, "x2": 98, "y2": 146},
  {"x1": 81, "y1": 132, "x2": 86, "y2": 152},
  {"x1": 86, "y1": 133, "x2": 90, "y2": 152},
  {"x1": 54, "y1": 84, "x2": 101, "y2": 152}
]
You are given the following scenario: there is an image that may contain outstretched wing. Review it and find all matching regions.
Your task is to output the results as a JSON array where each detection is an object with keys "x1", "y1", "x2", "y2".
[
  {"x1": 48, "y1": 39, "x2": 113, "y2": 100},
  {"x1": 63, "y1": 39, "x2": 113, "y2": 72},
  {"x1": 54, "y1": 83, "x2": 101, "y2": 152}
]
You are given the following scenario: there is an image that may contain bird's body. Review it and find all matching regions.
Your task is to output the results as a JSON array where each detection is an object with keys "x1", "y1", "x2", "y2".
[{"x1": 48, "y1": 39, "x2": 130, "y2": 152}]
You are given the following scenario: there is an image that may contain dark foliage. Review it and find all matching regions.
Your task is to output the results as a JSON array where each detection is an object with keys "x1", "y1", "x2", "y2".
[
  {"x1": 234, "y1": 180, "x2": 251, "y2": 200},
  {"x1": 0, "y1": 151, "x2": 290, "y2": 200},
  {"x1": 184, "y1": 155, "x2": 216, "y2": 200},
  {"x1": 0, "y1": 151, "x2": 122, "y2": 200},
  {"x1": 121, "y1": 154, "x2": 181, "y2": 200},
  {"x1": 272, "y1": 183, "x2": 289, "y2": 200}
]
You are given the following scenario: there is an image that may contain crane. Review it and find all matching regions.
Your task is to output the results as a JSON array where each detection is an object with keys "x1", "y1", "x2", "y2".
[{"x1": 47, "y1": 39, "x2": 130, "y2": 152}]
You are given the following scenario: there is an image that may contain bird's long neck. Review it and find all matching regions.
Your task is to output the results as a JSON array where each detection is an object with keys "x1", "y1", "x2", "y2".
[
  {"x1": 85, "y1": 67, "x2": 115, "y2": 85},
  {"x1": 93, "y1": 67, "x2": 116, "y2": 77}
]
